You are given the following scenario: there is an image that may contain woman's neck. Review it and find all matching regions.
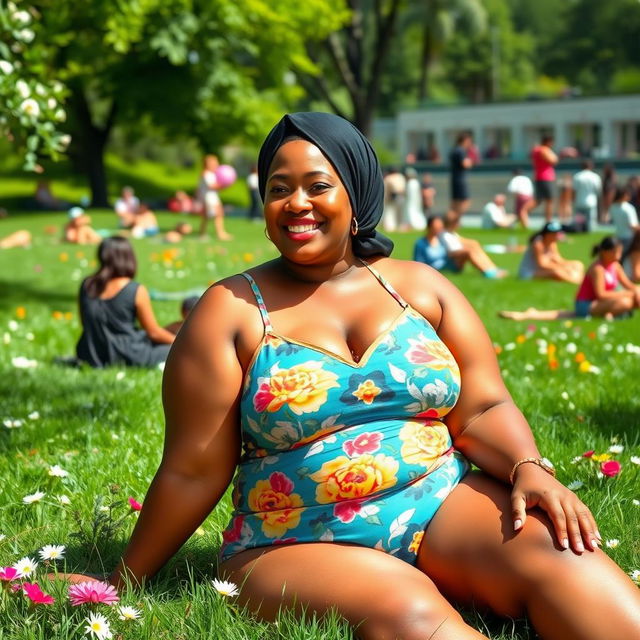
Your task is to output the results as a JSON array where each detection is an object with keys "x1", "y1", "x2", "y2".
[{"x1": 276, "y1": 255, "x2": 361, "y2": 284}]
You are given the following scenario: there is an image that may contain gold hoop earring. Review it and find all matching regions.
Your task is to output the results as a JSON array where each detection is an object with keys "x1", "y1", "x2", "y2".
[
  {"x1": 351, "y1": 218, "x2": 359, "y2": 236},
  {"x1": 264, "y1": 227, "x2": 272, "y2": 242}
]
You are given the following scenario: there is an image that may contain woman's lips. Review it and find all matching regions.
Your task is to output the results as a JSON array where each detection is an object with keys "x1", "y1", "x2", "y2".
[{"x1": 283, "y1": 221, "x2": 323, "y2": 241}]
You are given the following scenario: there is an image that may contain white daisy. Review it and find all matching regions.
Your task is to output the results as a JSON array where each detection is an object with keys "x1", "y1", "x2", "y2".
[
  {"x1": 0, "y1": 534, "x2": 6, "y2": 542},
  {"x1": 117, "y1": 605, "x2": 142, "y2": 621},
  {"x1": 38, "y1": 545, "x2": 65, "y2": 561},
  {"x1": 608, "y1": 444, "x2": 624, "y2": 454},
  {"x1": 48, "y1": 465, "x2": 69, "y2": 478},
  {"x1": 632, "y1": 499, "x2": 639, "y2": 507},
  {"x1": 28, "y1": 411, "x2": 40, "y2": 420},
  {"x1": 57, "y1": 494, "x2": 71, "y2": 505},
  {"x1": 605, "y1": 539, "x2": 620, "y2": 549},
  {"x1": 84, "y1": 612, "x2": 113, "y2": 640},
  {"x1": 23, "y1": 491, "x2": 45, "y2": 504},
  {"x1": 567, "y1": 480, "x2": 584, "y2": 491},
  {"x1": 570, "y1": 456, "x2": 582, "y2": 464},
  {"x1": 630, "y1": 456, "x2": 640, "y2": 466},
  {"x1": 3, "y1": 418, "x2": 23, "y2": 428},
  {"x1": 8, "y1": 320, "x2": 19, "y2": 331},
  {"x1": 211, "y1": 578, "x2": 239, "y2": 597},
  {"x1": 12, "y1": 556, "x2": 38, "y2": 577},
  {"x1": 629, "y1": 570, "x2": 640, "y2": 585},
  {"x1": 20, "y1": 98, "x2": 40, "y2": 118},
  {"x1": 0, "y1": 60, "x2": 14, "y2": 75}
]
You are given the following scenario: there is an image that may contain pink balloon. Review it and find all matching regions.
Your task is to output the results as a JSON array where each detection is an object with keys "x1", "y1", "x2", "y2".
[{"x1": 215, "y1": 165, "x2": 237, "y2": 189}]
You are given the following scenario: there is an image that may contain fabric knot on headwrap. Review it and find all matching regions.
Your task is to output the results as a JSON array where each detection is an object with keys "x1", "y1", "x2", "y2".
[{"x1": 257, "y1": 112, "x2": 393, "y2": 257}]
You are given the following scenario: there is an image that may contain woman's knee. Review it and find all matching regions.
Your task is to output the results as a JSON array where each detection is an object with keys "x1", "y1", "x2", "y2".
[{"x1": 358, "y1": 592, "x2": 463, "y2": 640}]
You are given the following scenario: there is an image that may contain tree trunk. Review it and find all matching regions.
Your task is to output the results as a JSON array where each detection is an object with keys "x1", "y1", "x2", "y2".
[
  {"x1": 418, "y1": 26, "x2": 434, "y2": 103},
  {"x1": 67, "y1": 84, "x2": 116, "y2": 208}
]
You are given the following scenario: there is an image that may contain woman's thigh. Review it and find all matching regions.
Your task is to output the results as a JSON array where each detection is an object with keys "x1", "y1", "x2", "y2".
[
  {"x1": 219, "y1": 542, "x2": 483, "y2": 639},
  {"x1": 417, "y1": 472, "x2": 578, "y2": 617}
]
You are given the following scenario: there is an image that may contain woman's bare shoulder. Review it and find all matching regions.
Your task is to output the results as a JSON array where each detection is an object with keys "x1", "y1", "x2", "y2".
[{"x1": 366, "y1": 256, "x2": 457, "y2": 328}]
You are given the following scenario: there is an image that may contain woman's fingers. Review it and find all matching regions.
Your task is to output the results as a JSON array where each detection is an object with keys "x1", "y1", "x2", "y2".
[{"x1": 511, "y1": 491, "x2": 527, "y2": 531}]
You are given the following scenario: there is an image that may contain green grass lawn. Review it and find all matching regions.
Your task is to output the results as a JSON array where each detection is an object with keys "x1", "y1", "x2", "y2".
[{"x1": 0, "y1": 213, "x2": 639, "y2": 639}]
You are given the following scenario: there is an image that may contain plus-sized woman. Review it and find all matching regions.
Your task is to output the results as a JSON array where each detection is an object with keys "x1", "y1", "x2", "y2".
[{"x1": 108, "y1": 113, "x2": 639, "y2": 639}]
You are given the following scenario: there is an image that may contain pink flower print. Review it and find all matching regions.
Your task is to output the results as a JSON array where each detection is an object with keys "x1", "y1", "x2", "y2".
[
  {"x1": 334, "y1": 500, "x2": 363, "y2": 523},
  {"x1": 222, "y1": 516, "x2": 245, "y2": 544},
  {"x1": 343, "y1": 432, "x2": 383, "y2": 457}
]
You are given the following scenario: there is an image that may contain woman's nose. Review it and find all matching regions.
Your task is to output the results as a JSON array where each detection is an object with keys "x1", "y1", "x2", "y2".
[{"x1": 287, "y1": 187, "x2": 312, "y2": 212}]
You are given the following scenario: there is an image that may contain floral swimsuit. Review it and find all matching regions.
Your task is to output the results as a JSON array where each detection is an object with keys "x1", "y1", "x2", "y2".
[{"x1": 219, "y1": 261, "x2": 469, "y2": 566}]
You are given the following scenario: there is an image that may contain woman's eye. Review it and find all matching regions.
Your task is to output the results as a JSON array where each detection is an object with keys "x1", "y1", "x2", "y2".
[
  {"x1": 269, "y1": 185, "x2": 288, "y2": 194},
  {"x1": 310, "y1": 183, "x2": 331, "y2": 193}
]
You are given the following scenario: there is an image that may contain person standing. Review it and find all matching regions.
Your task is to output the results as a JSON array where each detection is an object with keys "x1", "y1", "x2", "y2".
[
  {"x1": 600, "y1": 163, "x2": 617, "y2": 224},
  {"x1": 402, "y1": 167, "x2": 425, "y2": 230},
  {"x1": 246, "y1": 164, "x2": 261, "y2": 222},
  {"x1": 421, "y1": 172, "x2": 436, "y2": 217},
  {"x1": 572, "y1": 161, "x2": 602, "y2": 231},
  {"x1": 506, "y1": 168, "x2": 533, "y2": 228},
  {"x1": 449, "y1": 132, "x2": 473, "y2": 218},
  {"x1": 382, "y1": 167, "x2": 406, "y2": 232},
  {"x1": 196, "y1": 154, "x2": 233, "y2": 240},
  {"x1": 522, "y1": 135, "x2": 558, "y2": 223},
  {"x1": 610, "y1": 185, "x2": 640, "y2": 251}
]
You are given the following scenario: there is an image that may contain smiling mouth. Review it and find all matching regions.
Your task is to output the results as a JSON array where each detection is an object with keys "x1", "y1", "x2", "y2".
[{"x1": 285, "y1": 222, "x2": 322, "y2": 233}]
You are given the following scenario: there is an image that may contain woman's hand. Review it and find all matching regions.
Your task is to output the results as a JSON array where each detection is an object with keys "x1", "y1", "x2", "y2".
[{"x1": 511, "y1": 464, "x2": 601, "y2": 553}]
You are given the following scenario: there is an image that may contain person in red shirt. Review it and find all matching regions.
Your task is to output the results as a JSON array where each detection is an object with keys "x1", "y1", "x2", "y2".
[{"x1": 522, "y1": 135, "x2": 558, "y2": 223}]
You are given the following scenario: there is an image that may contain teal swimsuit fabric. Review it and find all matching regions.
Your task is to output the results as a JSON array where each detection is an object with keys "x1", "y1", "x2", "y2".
[{"x1": 220, "y1": 262, "x2": 469, "y2": 566}]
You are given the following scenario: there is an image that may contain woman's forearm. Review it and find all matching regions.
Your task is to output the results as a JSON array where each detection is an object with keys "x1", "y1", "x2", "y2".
[
  {"x1": 147, "y1": 326, "x2": 176, "y2": 344},
  {"x1": 109, "y1": 466, "x2": 231, "y2": 587},
  {"x1": 452, "y1": 401, "x2": 541, "y2": 483}
]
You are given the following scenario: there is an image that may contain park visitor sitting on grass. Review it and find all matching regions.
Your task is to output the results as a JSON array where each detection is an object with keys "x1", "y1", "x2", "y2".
[
  {"x1": 412, "y1": 215, "x2": 455, "y2": 271},
  {"x1": 75, "y1": 236, "x2": 175, "y2": 368},
  {"x1": 518, "y1": 221, "x2": 584, "y2": 284},
  {"x1": 63, "y1": 207, "x2": 101, "y2": 245},
  {"x1": 64, "y1": 113, "x2": 640, "y2": 639},
  {"x1": 501, "y1": 236, "x2": 640, "y2": 321},
  {"x1": 622, "y1": 229, "x2": 640, "y2": 282},
  {"x1": 439, "y1": 212, "x2": 508, "y2": 278}
]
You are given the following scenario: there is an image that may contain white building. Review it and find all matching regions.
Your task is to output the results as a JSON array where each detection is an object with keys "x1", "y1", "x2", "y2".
[{"x1": 390, "y1": 95, "x2": 640, "y2": 162}]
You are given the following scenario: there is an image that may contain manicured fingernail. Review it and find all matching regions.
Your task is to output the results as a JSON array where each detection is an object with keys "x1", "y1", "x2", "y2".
[
  {"x1": 514, "y1": 519, "x2": 522, "y2": 530},
  {"x1": 592, "y1": 539, "x2": 600, "y2": 548},
  {"x1": 576, "y1": 541, "x2": 584, "y2": 552},
  {"x1": 562, "y1": 538, "x2": 569, "y2": 549},
  {"x1": 595, "y1": 529, "x2": 602, "y2": 540}
]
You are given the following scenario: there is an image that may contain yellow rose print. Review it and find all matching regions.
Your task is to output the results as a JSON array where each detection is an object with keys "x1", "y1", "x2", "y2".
[
  {"x1": 352, "y1": 379, "x2": 382, "y2": 405},
  {"x1": 254, "y1": 361, "x2": 340, "y2": 415},
  {"x1": 310, "y1": 453, "x2": 399, "y2": 503},
  {"x1": 408, "y1": 530, "x2": 424, "y2": 554},
  {"x1": 399, "y1": 421, "x2": 451, "y2": 467},
  {"x1": 248, "y1": 472, "x2": 305, "y2": 538}
]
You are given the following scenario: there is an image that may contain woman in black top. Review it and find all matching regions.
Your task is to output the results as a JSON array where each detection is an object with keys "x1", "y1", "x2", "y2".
[{"x1": 76, "y1": 237, "x2": 175, "y2": 367}]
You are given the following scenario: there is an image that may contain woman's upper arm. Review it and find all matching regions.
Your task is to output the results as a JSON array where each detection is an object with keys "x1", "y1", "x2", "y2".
[
  {"x1": 159, "y1": 283, "x2": 243, "y2": 482},
  {"x1": 406, "y1": 264, "x2": 512, "y2": 438},
  {"x1": 135, "y1": 285, "x2": 162, "y2": 333},
  {"x1": 591, "y1": 266, "x2": 606, "y2": 297}
]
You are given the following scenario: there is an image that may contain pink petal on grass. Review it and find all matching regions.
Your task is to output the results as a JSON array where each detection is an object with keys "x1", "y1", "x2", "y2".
[
  {"x1": 68, "y1": 581, "x2": 119, "y2": 606},
  {"x1": 23, "y1": 582, "x2": 55, "y2": 605},
  {"x1": 128, "y1": 497, "x2": 142, "y2": 511}
]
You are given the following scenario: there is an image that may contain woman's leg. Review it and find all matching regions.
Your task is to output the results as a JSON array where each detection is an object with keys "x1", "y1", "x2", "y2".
[
  {"x1": 534, "y1": 266, "x2": 581, "y2": 284},
  {"x1": 499, "y1": 308, "x2": 572, "y2": 321},
  {"x1": 589, "y1": 295, "x2": 635, "y2": 318},
  {"x1": 461, "y1": 240, "x2": 506, "y2": 276},
  {"x1": 220, "y1": 542, "x2": 488, "y2": 640},
  {"x1": 214, "y1": 202, "x2": 233, "y2": 241},
  {"x1": 418, "y1": 472, "x2": 640, "y2": 640}
]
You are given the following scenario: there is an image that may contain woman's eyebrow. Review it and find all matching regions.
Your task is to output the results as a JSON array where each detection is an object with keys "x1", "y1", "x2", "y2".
[{"x1": 268, "y1": 170, "x2": 334, "y2": 181}]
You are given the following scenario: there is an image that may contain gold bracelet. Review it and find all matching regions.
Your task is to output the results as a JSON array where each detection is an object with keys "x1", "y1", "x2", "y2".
[{"x1": 509, "y1": 457, "x2": 556, "y2": 484}]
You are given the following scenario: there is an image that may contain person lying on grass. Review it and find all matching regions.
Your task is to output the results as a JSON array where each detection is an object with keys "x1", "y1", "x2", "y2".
[
  {"x1": 501, "y1": 236, "x2": 640, "y2": 322},
  {"x1": 64, "y1": 113, "x2": 640, "y2": 639}
]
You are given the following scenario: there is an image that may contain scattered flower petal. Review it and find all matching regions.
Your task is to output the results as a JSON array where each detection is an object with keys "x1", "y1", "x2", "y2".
[{"x1": 567, "y1": 480, "x2": 584, "y2": 491}]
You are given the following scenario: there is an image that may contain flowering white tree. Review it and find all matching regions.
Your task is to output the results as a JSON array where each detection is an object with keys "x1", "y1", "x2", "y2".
[{"x1": 0, "y1": 2, "x2": 69, "y2": 170}]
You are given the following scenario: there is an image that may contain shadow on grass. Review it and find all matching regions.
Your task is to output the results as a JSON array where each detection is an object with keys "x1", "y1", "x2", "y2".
[
  {"x1": 0, "y1": 278, "x2": 77, "y2": 310},
  {"x1": 583, "y1": 403, "x2": 640, "y2": 443}
]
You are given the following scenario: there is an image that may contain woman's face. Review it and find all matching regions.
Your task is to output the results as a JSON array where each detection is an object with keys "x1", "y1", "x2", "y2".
[
  {"x1": 601, "y1": 246, "x2": 621, "y2": 264},
  {"x1": 263, "y1": 140, "x2": 353, "y2": 265},
  {"x1": 205, "y1": 155, "x2": 219, "y2": 171}
]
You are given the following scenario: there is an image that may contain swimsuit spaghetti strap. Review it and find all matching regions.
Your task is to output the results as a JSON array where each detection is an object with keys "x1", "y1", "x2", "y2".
[
  {"x1": 359, "y1": 259, "x2": 408, "y2": 309},
  {"x1": 241, "y1": 272, "x2": 274, "y2": 333}
]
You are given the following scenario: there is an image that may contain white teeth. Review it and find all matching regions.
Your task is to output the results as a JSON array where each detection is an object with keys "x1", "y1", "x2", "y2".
[{"x1": 287, "y1": 224, "x2": 319, "y2": 233}]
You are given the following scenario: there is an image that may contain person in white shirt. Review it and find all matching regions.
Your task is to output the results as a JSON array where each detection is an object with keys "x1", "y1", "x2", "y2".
[
  {"x1": 506, "y1": 169, "x2": 533, "y2": 228},
  {"x1": 402, "y1": 167, "x2": 425, "y2": 230},
  {"x1": 382, "y1": 168, "x2": 406, "y2": 232},
  {"x1": 610, "y1": 185, "x2": 640, "y2": 250},
  {"x1": 572, "y1": 160, "x2": 602, "y2": 231},
  {"x1": 114, "y1": 186, "x2": 140, "y2": 228},
  {"x1": 246, "y1": 165, "x2": 261, "y2": 221},
  {"x1": 440, "y1": 212, "x2": 508, "y2": 278},
  {"x1": 481, "y1": 194, "x2": 517, "y2": 229}
]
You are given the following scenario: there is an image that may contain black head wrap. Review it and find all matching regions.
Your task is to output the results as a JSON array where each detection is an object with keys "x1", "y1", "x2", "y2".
[{"x1": 257, "y1": 112, "x2": 393, "y2": 257}]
